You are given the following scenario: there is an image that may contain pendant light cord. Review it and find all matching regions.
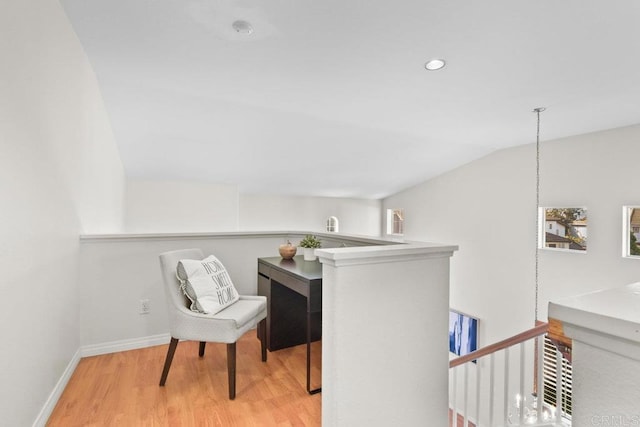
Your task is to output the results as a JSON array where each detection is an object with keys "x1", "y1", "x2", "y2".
[{"x1": 533, "y1": 107, "x2": 545, "y2": 323}]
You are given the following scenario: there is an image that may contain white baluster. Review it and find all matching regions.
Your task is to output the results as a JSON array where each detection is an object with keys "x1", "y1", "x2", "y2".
[
  {"x1": 489, "y1": 353, "x2": 495, "y2": 427},
  {"x1": 556, "y1": 349, "x2": 562, "y2": 418},
  {"x1": 503, "y1": 347, "x2": 509, "y2": 425},
  {"x1": 463, "y1": 363, "x2": 469, "y2": 427},
  {"x1": 519, "y1": 342, "x2": 525, "y2": 424},
  {"x1": 452, "y1": 365, "x2": 457, "y2": 426},
  {"x1": 536, "y1": 335, "x2": 544, "y2": 421},
  {"x1": 475, "y1": 356, "x2": 481, "y2": 427}
]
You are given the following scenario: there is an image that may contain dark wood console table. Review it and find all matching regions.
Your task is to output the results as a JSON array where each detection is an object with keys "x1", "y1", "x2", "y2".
[{"x1": 257, "y1": 256, "x2": 322, "y2": 394}]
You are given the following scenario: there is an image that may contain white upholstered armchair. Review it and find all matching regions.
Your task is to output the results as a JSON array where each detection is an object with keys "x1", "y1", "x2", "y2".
[{"x1": 158, "y1": 248, "x2": 267, "y2": 399}]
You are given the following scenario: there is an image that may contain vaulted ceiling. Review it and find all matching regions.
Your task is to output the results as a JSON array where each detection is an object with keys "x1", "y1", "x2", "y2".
[{"x1": 60, "y1": 0, "x2": 640, "y2": 199}]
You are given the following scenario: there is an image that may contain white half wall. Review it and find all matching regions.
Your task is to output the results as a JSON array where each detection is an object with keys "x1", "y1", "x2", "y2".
[
  {"x1": 239, "y1": 193, "x2": 381, "y2": 236},
  {"x1": 549, "y1": 283, "x2": 640, "y2": 424},
  {"x1": 77, "y1": 231, "x2": 394, "y2": 347},
  {"x1": 319, "y1": 243, "x2": 456, "y2": 426},
  {"x1": 0, "y1": 1, "x2": 125, "y2": 425}
]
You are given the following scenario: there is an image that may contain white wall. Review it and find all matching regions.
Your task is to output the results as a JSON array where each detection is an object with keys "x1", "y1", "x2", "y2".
[
  {"x1": 125, "y1": 179, "x2": 238, "y2": 232},
  {"x1": 536, "y1": 126, "x2": 640, "y2": 311},
  {"x1": 0, "y1": 1, "x2": 124, "y2": 425},
  {"x1": 124, "y1": 182, "x2": 382, "y2": 236},
  {"x1": 240, "y1": 193, "x2": 381, "y2": 236},
  {"x1": 383, "y1": 124, "x2": 640, "y2": 346}
]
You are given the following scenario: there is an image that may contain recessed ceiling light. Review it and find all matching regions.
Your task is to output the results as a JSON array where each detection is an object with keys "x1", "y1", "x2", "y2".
[
  {"x1": 425, "y1": 59, "x2": 446, "y2": 71},
  {"x1": 232, "y1": 20, "x2": 253, "y2": 35}
]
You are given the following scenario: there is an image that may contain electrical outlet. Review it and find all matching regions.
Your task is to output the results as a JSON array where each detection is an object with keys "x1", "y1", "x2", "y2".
[{"x1": 139, "y1": 299, "x2": 150, "y2": 314}]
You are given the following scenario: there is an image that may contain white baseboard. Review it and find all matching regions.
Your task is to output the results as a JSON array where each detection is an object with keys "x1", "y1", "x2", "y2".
[
  {"x1": 32, "y1": 348, "x2": 81, "y2": 427},
  {"x1": 34, "y1": 333, "x2": 171, "y2": 426},
  {"x1": 81, "y1": 333, "x2": 171, "y2": 357}
]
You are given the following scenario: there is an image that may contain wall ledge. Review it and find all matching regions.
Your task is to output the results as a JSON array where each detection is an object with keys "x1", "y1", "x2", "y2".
[
  {"x1": 317, "y1": 241, "x2": 458, "y2": 267},
  {"x1": 79, "y1": 230, "x2": 393, "y2": 245},
  {"x1": 81, "y1": 230, "x2": 289, "y2": 242},
  {"x1": 549, "y1": 282, "x2": 640, "y2": 360}
]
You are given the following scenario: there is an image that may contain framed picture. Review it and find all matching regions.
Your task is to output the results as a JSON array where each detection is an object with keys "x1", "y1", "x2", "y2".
[{"x1": 449, "y1": 310, "x2": 479, "y2": 357}]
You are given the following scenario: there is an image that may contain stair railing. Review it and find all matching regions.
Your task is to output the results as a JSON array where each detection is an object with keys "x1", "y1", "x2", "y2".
[{"x1": 449, "y1": 322, "x2": 568, "y2": 427}]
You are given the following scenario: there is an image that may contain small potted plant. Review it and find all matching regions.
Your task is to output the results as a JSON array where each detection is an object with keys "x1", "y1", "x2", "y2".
[{"x1": 299, "y1": 234, "x2": 322, "y2": 261}]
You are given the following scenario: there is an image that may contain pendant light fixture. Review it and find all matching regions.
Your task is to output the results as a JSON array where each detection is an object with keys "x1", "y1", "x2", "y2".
[
  {"x1": 508, "y1": 107, "x2": 556, "y2": 426},
  {"x1": 533, "y1": 106, "x2": 545, "y2": 324}
]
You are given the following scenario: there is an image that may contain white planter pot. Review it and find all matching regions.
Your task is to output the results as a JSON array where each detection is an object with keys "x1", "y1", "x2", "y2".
[{"x1": 303, "y1": 247, "x2": 316, "y2": 261}]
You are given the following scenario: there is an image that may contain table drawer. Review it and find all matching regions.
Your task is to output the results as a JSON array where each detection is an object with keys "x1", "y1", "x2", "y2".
[
  {"x1": 270, "y1": 268, "x2": 308, "y2": 297},
  {"x1": 257, "y1": 261, "x2": 271, "y2": 278}
]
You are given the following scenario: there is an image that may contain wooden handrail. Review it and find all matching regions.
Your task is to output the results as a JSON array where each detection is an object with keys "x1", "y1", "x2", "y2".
[{"x1": 449, "y1": 322, "x2": 549, "y2": 368}]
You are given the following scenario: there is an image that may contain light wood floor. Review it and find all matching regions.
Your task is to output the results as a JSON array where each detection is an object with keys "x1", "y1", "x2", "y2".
[{"x1": 47, "y1": 334, "x2": 322, "y2": 426}]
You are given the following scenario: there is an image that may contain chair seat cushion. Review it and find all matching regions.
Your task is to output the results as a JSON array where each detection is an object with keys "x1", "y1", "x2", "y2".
[
  {"x1": 176, "y1": 255, "x2": 240, "y2": 315},
  {"x1": 211, "y1": 298, "x2": 266, "y2": 328}
]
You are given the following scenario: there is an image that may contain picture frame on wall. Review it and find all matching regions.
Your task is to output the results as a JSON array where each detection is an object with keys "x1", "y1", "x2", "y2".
[{"x1": 449, "y1": 309, "x2": 479, "y2": 357}]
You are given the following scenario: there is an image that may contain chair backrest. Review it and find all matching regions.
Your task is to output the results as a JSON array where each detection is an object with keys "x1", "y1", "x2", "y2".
[{"x1": 159, "y1": 248, "x2": 204, "y2": 325}]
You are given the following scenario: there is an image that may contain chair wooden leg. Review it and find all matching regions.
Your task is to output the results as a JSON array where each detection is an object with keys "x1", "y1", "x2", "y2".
[
  {"x1": 199, "y1": 341, "x2": 206, "y2": 357},
  {"x1": 259, "y1": 319, "x2": 267, "y2": 362},
  {"x1": 159, "y1": 337, "x2": 179, "y2": 386},
  {"x1": 227, "y1": 343, "x2": 236, "y2": 400}
]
